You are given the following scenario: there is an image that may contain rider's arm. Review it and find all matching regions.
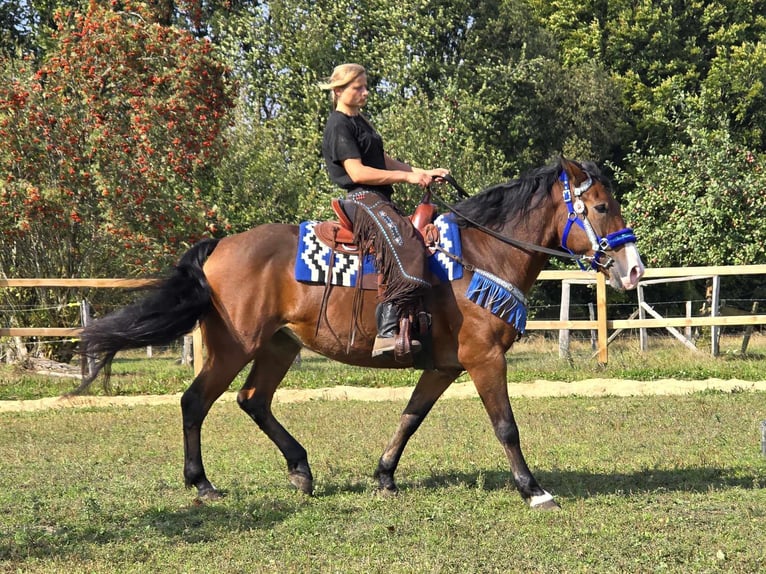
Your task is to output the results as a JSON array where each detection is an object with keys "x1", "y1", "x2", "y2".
[
  {"x1": 342, "y1": 157, "x2": 430, "y2": 187},
  {"x1": 342, "y1": 156, "x2": 449, "y2": 188},
  {"x1": 385, "y1": 154, "x2": 449, "y2": 181}
]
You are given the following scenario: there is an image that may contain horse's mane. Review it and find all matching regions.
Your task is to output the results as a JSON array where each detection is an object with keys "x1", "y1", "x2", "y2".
[{"x1": 450, "y1": 158, "x2": 605, "y2": 229}]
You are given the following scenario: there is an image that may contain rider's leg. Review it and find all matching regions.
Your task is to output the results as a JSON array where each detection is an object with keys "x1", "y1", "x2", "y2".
[{"x1": 372, "y1": 301, "x2": 399, "y2": 356}]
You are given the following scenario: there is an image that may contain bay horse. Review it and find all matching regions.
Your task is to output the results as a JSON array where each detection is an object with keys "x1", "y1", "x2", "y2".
[{"x1": 77, "y1": 157, "x2": 644, "y2": 510}]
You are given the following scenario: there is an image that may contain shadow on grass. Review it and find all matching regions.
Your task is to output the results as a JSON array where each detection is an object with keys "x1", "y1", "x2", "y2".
[
  {"x1": 143, "y1": 497, "x2": 303, "y2": 539},
  {"x1": 0, "y1": 497, "x2": 304, "y2": 563},
  {"x1": 3, "y1": 466, "x2": 761, "y2": 563},
  {"x1": 412, "y1": 466, "x2": 762, "y2": 497}
]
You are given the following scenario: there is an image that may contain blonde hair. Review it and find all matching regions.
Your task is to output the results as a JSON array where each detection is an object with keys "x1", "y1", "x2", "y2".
[{"x1": 319, "y1": 63, "x2": 366, "y2": 108}]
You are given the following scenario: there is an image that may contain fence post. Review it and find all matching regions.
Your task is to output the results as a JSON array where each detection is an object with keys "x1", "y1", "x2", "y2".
[
  {"x1": 596, "y1": 272, "x2": 608, "y2": 364},
  {"x1": 685, "y1": 300, "x2": 693, "y2": 341},
  {"x1": 711, "y1": 275, "x2": 721, "y2": 356},
  {"x1": 192, "y1": 325, "x2": 203, "y2": 376},
  {"x1": 79, "y1": 300, "x2": 96, "y2": 377},
  {"x1": 181, "y1": 335, "x2": 192, "y2": 365},
  {"x1": 558, "y1": 280, "x2": 571, "y2": 358},
  {"x1": 741, "y1": 301, "x2": 759, "y2": 354},
  {"x1": 588, "y1": 302, "x2": 596, "y2": 350},
  {"x1": 637, "y1": 283, "x2": 647, "y2": 351}
]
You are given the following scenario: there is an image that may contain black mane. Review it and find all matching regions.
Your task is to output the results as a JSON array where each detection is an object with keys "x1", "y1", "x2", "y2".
[{"x1": 450, "y1": 158, "x2": 605, "y2": 229}]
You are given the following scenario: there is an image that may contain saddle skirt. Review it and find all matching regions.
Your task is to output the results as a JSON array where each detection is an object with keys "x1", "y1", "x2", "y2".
[{"x1": 294, "y1": 214, "x2": 463, "y2": 288}]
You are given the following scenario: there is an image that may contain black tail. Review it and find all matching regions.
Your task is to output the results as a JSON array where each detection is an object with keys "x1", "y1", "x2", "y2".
[{"x1": 72, "y1": 238, "x2": 220, "y2": 394}]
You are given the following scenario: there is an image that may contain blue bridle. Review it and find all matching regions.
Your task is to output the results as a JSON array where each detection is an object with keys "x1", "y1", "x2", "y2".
[{"x1": 559, "y1": 171, "x2": 637, "y2": 270}]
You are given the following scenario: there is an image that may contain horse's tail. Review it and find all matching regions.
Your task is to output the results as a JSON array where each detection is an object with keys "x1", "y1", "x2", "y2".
[{"x1": 72, "y1": 238, "x2": 220, "y2": 395}]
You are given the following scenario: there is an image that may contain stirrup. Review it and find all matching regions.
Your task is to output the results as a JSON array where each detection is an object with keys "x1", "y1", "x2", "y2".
[
  {"x1": 372, "y1": 336, "x2": 421, "y2": 357},
  {"x1": 372, "y1": 336, "x2": 396, "y2": 357}
]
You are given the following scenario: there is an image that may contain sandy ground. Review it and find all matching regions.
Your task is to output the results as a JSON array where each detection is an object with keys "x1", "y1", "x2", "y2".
[{"x1": 2, "y1": 378, "x2": 766, "y2": 413}]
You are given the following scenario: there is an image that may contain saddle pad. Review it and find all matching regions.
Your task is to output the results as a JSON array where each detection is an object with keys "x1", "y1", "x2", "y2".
[
  {"x1": 430, "y1": 214, "x2": 463, "y2": 281},
  {"x1": 295, "y1": 221, "x2": 375, "y2": 286},
  {"x1": 294, "y1": 215, "x2": 463, "y2": 287}
]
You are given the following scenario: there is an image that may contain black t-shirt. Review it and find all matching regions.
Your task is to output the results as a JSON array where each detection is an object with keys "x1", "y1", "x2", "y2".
[{"x1": 322, "y1": 110, "x2": 394, "y2": 197}]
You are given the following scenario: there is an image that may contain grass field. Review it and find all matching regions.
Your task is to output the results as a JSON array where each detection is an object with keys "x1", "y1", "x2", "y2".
[
  {"x1": 1, "y1": 333, "x2": 765, "y2": 572},
  {"x1": 1, "y1": 391, "x2": 765, "y2": 573}
]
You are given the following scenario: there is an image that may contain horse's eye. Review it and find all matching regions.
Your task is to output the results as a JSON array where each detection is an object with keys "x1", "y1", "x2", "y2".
[{"x1": 594, "y1": 204, "x2": 608, "y2": 214}]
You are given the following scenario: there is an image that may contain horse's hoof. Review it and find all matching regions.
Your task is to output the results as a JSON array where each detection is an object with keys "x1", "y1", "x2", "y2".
[
  {"x1": 289, "y1": 472, "x2": 314, "y2": 495},
  {"x1": 197, "y1": 487, "x2": 223, "y2": 501},
  {"x1": 376, "y1": 485, "x2": 399, "y2": 498},
  {"x1": 528, "y1": 491, "x2": 560, "y2": 511}
]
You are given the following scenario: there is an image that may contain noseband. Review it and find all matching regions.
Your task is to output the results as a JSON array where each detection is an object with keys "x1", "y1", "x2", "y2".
[{"x1": 559, "y1": 171, "x2": 636, "y2": 270}]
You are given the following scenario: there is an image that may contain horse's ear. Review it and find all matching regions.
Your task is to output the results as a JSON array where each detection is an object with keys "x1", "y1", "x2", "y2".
[{"x1": 560, "y1": 157, "x2": 589, "y2": 187}]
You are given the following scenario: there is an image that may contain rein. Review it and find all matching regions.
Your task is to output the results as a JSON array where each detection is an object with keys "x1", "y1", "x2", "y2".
[
  {"x1": 431, "y1": 172, "x2": 636, "y2": 271},
  {"x1": 429, "y1": 175, "x2": 588, "y2": 265}
]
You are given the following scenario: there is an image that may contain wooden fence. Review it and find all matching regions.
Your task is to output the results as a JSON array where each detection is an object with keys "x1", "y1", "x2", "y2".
[{"x1": 2, "y1": 264, "x2": 765, "y2": 371}]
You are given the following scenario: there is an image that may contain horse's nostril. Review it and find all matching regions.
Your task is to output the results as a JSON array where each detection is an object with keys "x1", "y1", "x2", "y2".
[{"x1": 630, "y1": 265, "x2": 644, "y2": 286}]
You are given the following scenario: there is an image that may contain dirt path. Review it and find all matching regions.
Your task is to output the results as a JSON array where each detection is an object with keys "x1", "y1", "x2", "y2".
[{"x1": 2, "y1": 378, "x2": 765, "y2": 413}]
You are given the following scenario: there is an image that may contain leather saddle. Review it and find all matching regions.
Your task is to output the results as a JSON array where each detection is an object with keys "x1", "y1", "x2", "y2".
[
  {"x1": 313, "y1": 195, "x2": 439, "y2": 369},
  {"x1": 314, "y1": 197, "x2": 440, "y2": 253}
]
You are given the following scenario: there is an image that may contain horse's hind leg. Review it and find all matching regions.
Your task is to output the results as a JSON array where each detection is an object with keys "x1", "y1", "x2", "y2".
[
  {"x1": 375, "y1": 368, "x2": 461, "y2": 493},
  {"x1": 182, "y1": 340, "x2": 249, "y2": 499},
  {"x1": 235, "y1": 330, "x2": 312, "y2": 494}
]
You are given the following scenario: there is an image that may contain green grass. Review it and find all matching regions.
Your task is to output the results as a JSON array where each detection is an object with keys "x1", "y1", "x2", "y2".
[
  {"x1": 1, "y1": 392, "x2": 765, "y2": 572},
  {"x1": 1, "y1": 333, "x2": 765, "y2": 400}
]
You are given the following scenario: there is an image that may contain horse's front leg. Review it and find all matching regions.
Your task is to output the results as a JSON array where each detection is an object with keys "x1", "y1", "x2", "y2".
[
  {"x1": 375, "y1": 368, "x2": 461, "y2": 493},
  {"x1": 466, "y1": 354, "x2": 560, "y2": 510}
]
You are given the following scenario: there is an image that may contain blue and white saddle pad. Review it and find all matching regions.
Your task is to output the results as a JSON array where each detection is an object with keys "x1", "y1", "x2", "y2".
[{"x1": 294, "y1": 214, "x2": 463, "y2": 287}]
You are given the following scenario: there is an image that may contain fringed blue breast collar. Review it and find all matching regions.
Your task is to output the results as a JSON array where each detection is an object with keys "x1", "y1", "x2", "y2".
[{"x1": 465, "y1": 269, "x2": 528, "y2": 333}]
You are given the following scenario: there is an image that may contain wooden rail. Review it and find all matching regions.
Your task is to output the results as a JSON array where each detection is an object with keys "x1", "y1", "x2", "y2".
[
  {"x1": 2, "y1": 265, "x2": 765, "y2": 366},
  {"x1": 0, "y1": 277, "x2": 202, "y2": 372}
]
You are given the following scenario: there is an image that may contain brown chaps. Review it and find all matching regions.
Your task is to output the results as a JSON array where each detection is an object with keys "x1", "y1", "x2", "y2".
[{"x1": 345, "y1": 191, "x2": 430, "y2": 313}]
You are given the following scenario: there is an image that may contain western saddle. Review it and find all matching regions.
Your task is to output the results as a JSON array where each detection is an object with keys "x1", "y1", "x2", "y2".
[{"x1": 313, "y1": 194, "x2": 440, "y2": 252}]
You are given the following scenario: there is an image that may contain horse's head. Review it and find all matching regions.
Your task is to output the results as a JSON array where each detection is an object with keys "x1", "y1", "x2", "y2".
[{"x1": 556, "y1": 158, "x2": 644, "y2": 290}]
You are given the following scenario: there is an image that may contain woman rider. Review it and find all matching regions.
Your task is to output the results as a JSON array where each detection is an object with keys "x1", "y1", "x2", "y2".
[{"x1": 320, "y1": 63, "x2": 449, "y2": 357}]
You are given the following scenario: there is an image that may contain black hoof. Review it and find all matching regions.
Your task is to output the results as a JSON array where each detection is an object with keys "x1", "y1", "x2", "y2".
[{"x1": 289, "y1": 472, "x2": 314, "y2": 495}]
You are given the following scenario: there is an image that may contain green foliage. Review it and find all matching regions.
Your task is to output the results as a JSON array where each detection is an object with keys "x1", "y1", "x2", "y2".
[
  {"x1": 703, "y1": 40, "x2": 766, "y2": 149},
  {"x1": 0, "y1": 1, "x2": 38, "y2": 56},
  {"x1": 615, "y1": 100, "x2": 766, "y2": 267},
  {"x1": 207, "y1": 0, "x2": 627, "y2": 233}
]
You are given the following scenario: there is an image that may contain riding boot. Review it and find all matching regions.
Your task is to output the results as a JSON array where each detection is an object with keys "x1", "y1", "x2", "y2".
[
  {"x1": 372, "y1": 302, "x2": 399, "y2": 357},
  {"x1": 372, "y1": 302, "x2": 421, "y2": 357}
]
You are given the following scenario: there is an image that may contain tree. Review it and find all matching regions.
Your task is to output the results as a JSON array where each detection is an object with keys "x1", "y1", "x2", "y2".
[
  {"x1": 0, "y1": 1, "x2": 234, "y2": 359},
  {"x1": 208, "y1": 0, "x2": 630, "y2": 236},
  {"x1": 702, "y1": 40, "x2": 766, "y2": 150},
  {"x1": 615, "y1": 100, "x2": 766, "y2": 267}
]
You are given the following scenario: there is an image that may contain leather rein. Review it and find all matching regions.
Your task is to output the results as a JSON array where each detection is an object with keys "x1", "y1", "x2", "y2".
[{"x1": 429, "y1": 173, "x2": 636, "y2": 271}]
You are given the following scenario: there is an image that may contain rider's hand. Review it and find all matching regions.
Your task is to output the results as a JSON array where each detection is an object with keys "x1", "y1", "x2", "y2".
[
  {"x1": 427, "y1": 168, "x2": 450, "y2": 180},
  {"x1": 407, "y1": 168, "x2": 450, "y2": 188},
  {"x1": 406, "y1": 171, "x2": 434, "y2": 188}
]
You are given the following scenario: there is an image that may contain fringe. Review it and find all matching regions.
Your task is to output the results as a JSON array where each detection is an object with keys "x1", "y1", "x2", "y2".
[
  {"x1": 465, "y1": 270, "x2": 528, "y2": 332},
  {"x1": 353, "y1": 205, "x2": 426, "y2": 314}
]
